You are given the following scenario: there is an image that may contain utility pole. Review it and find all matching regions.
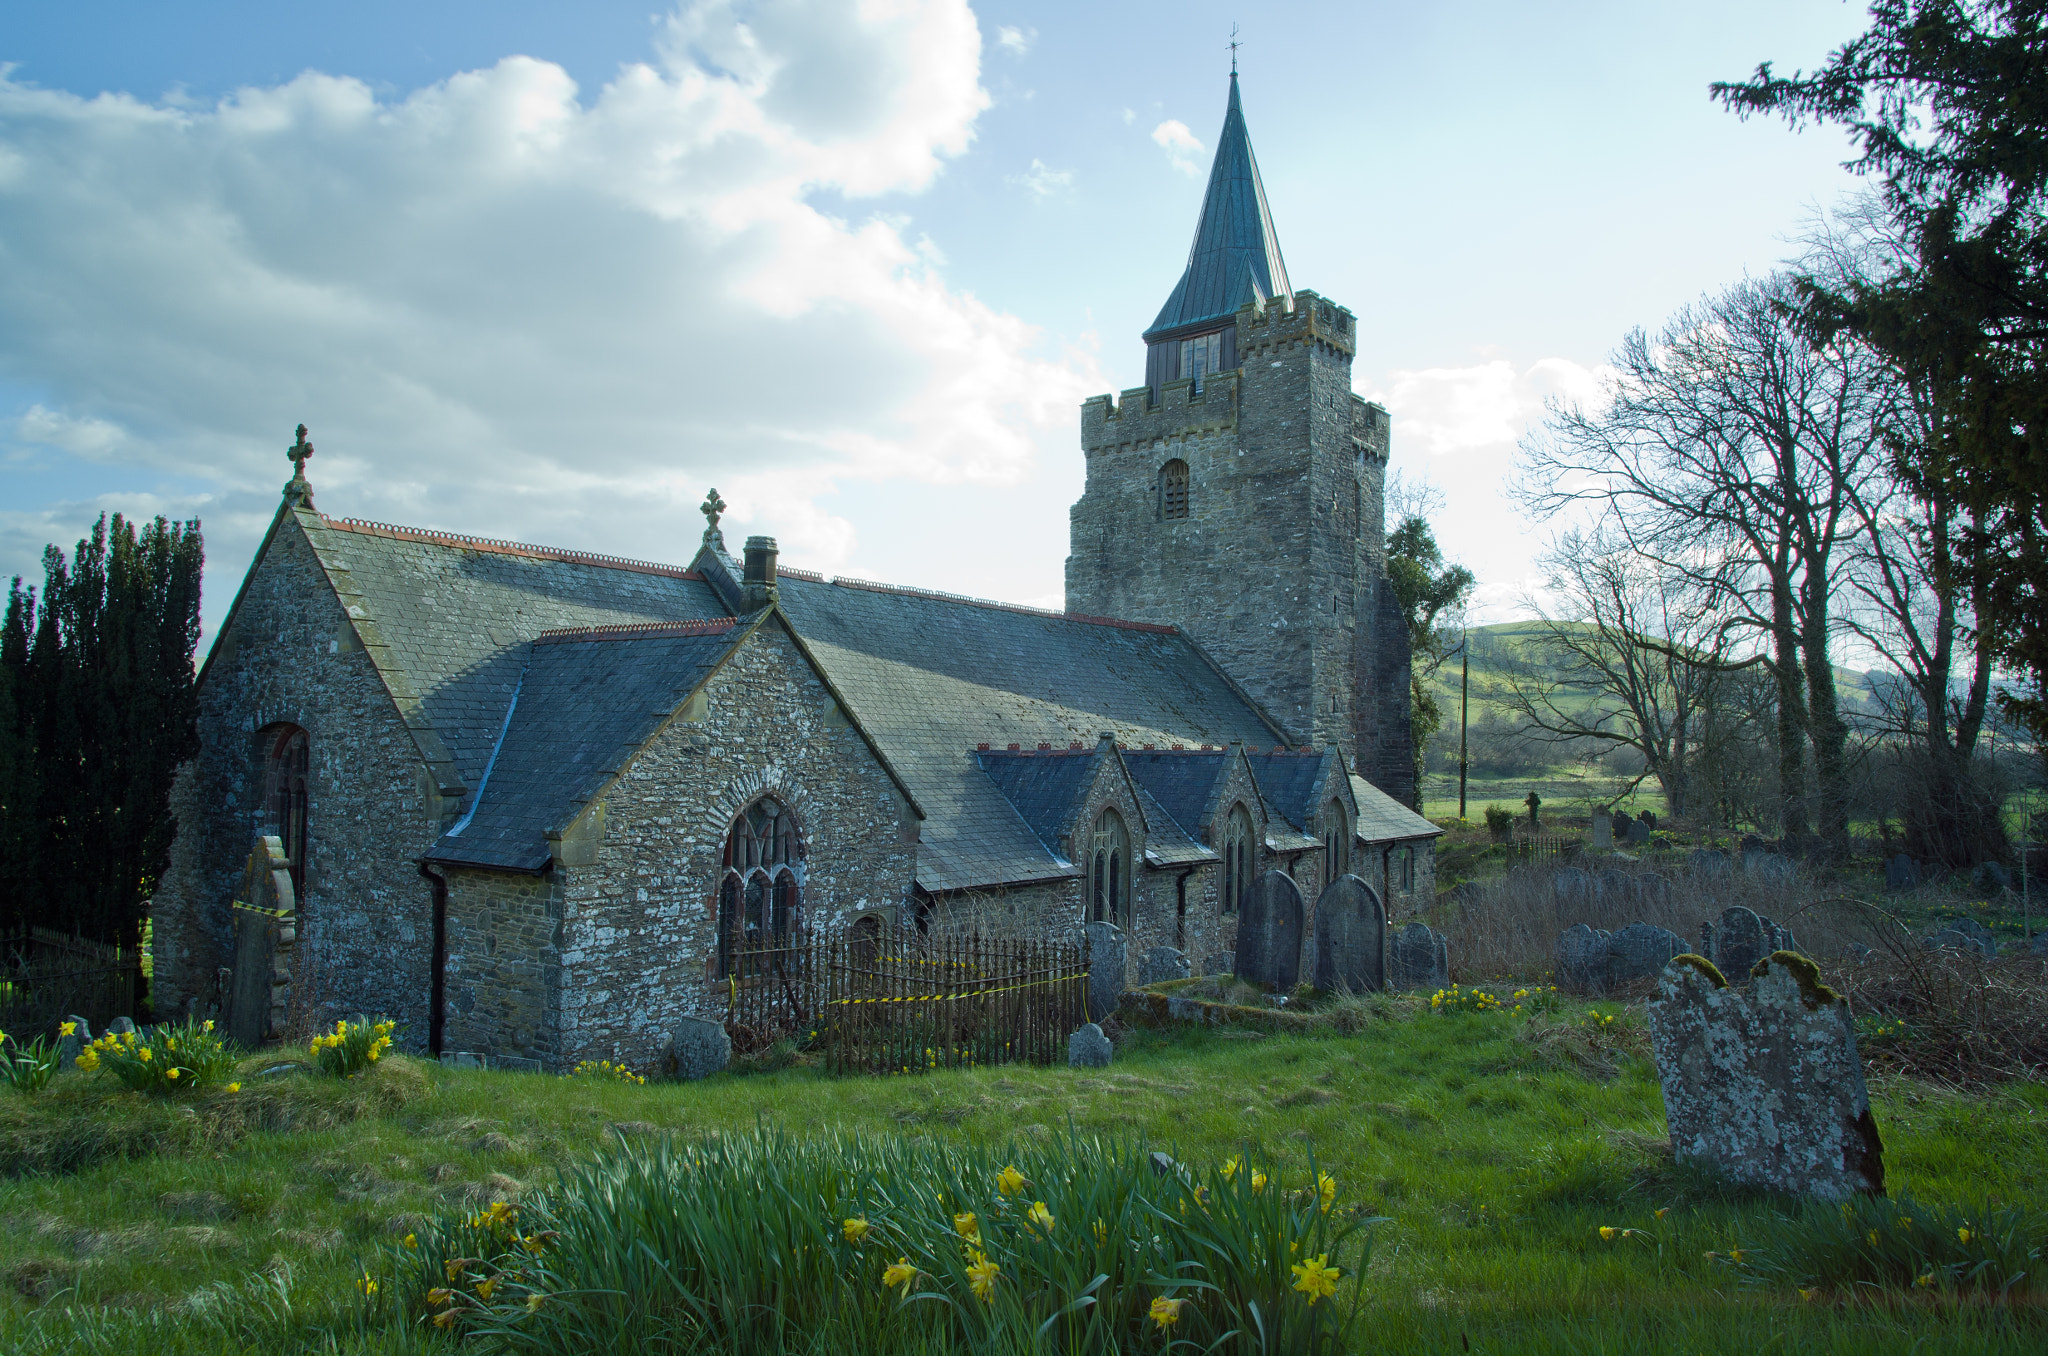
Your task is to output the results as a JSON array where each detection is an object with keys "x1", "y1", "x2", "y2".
[{"x1": 1457, "y1": 640, "x2": 1470, "y2": 822}]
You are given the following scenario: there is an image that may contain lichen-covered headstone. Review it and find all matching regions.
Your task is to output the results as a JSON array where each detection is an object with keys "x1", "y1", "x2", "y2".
[
  {"x1": 1067, "y1": 1022, "x2": 1113, "y2": 1069},
  {"x1": 1388, "y1": 921, "x2": 1449, "y2": 991},
  {"x1": 2030, "y1": 932, "x2": 2048, "y2": 959},
  {"x1": 1884, "y1": 853, "x2": 1919, "y2": 892},
  {"x1": 1085, "y1": 920, "x2": 1127, "y2": 1022},
  {"x1": 669, "y1": 1017, "x2": 731, "y2": 1081},
  {"x1": 1709, "y1": 906, "x2": 1770, "y2": 981},
  {"x1": 1137, "y1": 945, "x2": 1191, "y2": 986},
  {"x1": 107, "y1": 1016, "x2": 137, "y2": 1037},
  {"x1": 1556, "y1": 923, "x2": 1612, "y2": 993},
  {"x1": 1639, "y1": 811, "x2": 1658, "y2": 832},
  {"x1": 1235, "y1": 870, "x2": 1304, "y2": 991},
  {"x1": 1648, "y1": 953, "x2": 1884, "y2": 1199},
  {"x1": 1311, "y1": 874, "x2": 1387, "y2": 993},
  {"x1": 1202, "y1": 953, "x2": 1234, "y2": 978}
]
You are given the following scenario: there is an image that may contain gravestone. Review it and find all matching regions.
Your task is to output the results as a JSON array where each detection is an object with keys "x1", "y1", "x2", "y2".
[
  {"x1": 1688, "y1": 848, "x2": 1731, "y2": 878},
  {"x1": 1706, "y1": 906, "x2": 1770, "y2": 981},
  {"x1": 1626, "y1": 818, "x2": 1652, "y2": 847},
  {"x1": 669, "y1": 1016, "x2": 731, "y2": 1080},
  {"x1": 1311, "y1": 874, "x2": 1387, "y2": 993},
  {"x1": 224, "y1": 835, "x2": 297, "y2": 1048},
  {"x1": 1603, "y1": 923, "x2": 1687, "y2": 988},
  {"x1": 1589, "y1": 812, "x2": 1613, "y2": 849},
  {"x1": 1637, "y1": 873, "x2": 1672, "y2": 907},
  {"x1": 1743, "y1": 845, "x2": 1794, "y2": 883},
  {"x1": 56, "y1": 1015, "x2": 90, "y2": 1069},
  {"x1": 439, "y1": 1052, "x2": 486, "y2": 1070},
  {"x1": 107, "y1": 1016, "x2": 137, "y2": 1037},
  {"x1": 1234, "y1": 870, "x2": 1305, "y2": 991},
  {"x1": 1924, "y1": 916, "x2": 1997, "y2": 959},
  {"x1": 1085, "y1": 920, "x2": 1127, "y2": 1022},
  {"x1": 1201, "y1": 953, "x2": 1234, "y2": 978},
  {"x1": 1612, "y1": 810, "x2": 1634, "y2": 841},
  {"x1": 1556, "y1": 923, "x2": 1613, "y2": 992},
  {"x1": 1597, "y1": 869, "x2": 1633, "y2": 904},
  {"x1": 1648, "y1": 954, "x2": 1884, "y2": 1199},
  {"x1": 1553, "y1": 868, "x2": 1594, "y2": 907},
  {"x1": 1973, "y1": 861, "x2": 2013, "y2": 894},
  {"x1": 1884, "y1": 853, "x2": 1919, "y2": 891},
  {"x1": 1639, "y1": 811, "x2": 1658, "y2": 832},
  {"x1": 1388, "y1": 921, "x2": 1450, "y2": 991},
  {"x1": 1137, "y1": 945, "x2": 1191, "y2": 986},
  {"x1": 1067, "y1": 1022, "x2": 1113, "y2": 1068}
]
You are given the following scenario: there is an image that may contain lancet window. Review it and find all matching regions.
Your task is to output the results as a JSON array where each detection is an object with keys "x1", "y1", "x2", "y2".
[
  {"x1": 1322, "y1": 798, "x2": 1351, "y2": 883},
  {"x1": 1089, "y1": 808, "x2": 1131, "y2": 926},
  {"x1": 1220, "y1": 803, "x2": 1254, "y2": 915}
]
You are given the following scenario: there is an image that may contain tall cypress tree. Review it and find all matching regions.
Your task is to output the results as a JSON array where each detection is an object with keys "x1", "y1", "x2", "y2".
[{"x1": 0, "y1": 515, "x2": 202, "y2": 965}]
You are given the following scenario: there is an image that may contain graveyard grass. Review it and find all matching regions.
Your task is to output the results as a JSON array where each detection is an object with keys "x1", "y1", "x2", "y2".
[{"x1": 1, "y1": 1003, "x2": 2043, "y2": 1355}]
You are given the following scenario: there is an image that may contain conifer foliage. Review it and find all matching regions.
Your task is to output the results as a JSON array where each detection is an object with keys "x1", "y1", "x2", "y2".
[{"x1": 0, "y1": 515, "x2": 202, "y2": 957}]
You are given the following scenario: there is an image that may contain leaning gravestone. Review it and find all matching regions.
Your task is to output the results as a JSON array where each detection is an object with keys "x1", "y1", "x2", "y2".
[
  {"x1": 1648, "y1": 953, "x2": 1884, "y2": 1199},
  {"x1": 1085, "y1": 920, "x2": 1127, "y2": 1022},
  {"x1": 1137, "y1": 945, "x2": 1191, "y2": 986},
  {"x1": 1389, "y1": 921, "x2": 1450, "y2": 991},
  {"x1": 1885, "y1": 853, "x2": 1919, "y2": 892},
  {"x1": 670, "y1": 1016, "x2": 731, "y2": 1080},
  {"x1": 1311, "y1": 874, "x2": 1387, "y2": 993},
  {"x1": 1602, "y1": 923, "x2": 1687, "y2": 989},
  {"x1": 1235, "y1": 870, "x2": 1305, "y2": 991},
  {"x1": 1067, "y1": 1022, "x2": 1113, "y2": 1069},
  {"x1": 225, "y1": 834, "x2": 298, "y2": 1048},
  {"x1": 1556, "y1": 923, "x2": 1613, "y2": 993}
]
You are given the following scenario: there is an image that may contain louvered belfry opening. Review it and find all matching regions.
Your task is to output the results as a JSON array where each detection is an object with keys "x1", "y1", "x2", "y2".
[{"x1": 1161, "y1": 459, "x2": 1190, "y2": 520}]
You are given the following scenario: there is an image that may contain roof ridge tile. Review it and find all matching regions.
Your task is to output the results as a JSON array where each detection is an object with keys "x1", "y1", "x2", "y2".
[{"x1": 321, "y1": 515, "x2": 703, "y2": 580}]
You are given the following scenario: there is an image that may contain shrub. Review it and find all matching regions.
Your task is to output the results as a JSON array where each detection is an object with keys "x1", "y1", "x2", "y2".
[
  {"x1": 386, "y1": 1126, "x2": 1383, "y2": 1354},
  {"x1": 74, "y1": 1017, "x2": 239, "y2": 1093},
  {"x1": 569, "y1": 1059, "x2": 645, "y2": 1085},
  {"x1": 0, "y1": 1027, "x2": 61, "y2": 1094},
  {"x1": 310, "y1": 1017, "x2": 395, "y2": 1077},
  {"x1": 1721, "y1": 1192, "x2": 2045, "y2": 1297},
  {"x1": 1483, "y1": 805, "x2": 1515, "y2": 840}
]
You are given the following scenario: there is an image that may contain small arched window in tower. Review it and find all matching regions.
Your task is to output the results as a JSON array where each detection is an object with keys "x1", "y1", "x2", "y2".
[
  {"x1": 1161, "y1": 459, "x2": 1190, "y2": 521},
  {"x1": 1089, "y1": 808, "x2": 1131, "y2": 926},
  {"x1": 259, "y1": 724, "x2": 310, "y2": 901},
  {"x1": 1323, "y1": 798, "x2": 1351, "y2": 883},
  {"x1": 1220, "y1": 803, "x2": 1254, "y2": 916},
  {"x1": 718, "y1": 796, "x2": 802, "y2": 976}
]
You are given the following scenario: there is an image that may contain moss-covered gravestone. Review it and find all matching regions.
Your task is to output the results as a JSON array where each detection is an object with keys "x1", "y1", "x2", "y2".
[{"x1": 1648, "y1": 953, "x2": 1884, "y2": 1199}]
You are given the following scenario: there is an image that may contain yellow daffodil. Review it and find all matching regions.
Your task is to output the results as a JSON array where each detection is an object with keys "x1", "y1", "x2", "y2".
[
  {"x1": 446, "y1": 1259, "x2": 467, "y2": 1282},
  {"x1": 843, "y1": 1217, "x2": 872, "y2": 1244},
  {"x1": 1317, "y1": 1172, "x2": 1336, "y2": 1213},
  {"x1": 1599, "y1": 1226, "x2": 1617, "y2": 1241},
  {"x1": 427, "y1": 1288, "x2": 452, "y2": 1306},
  {"x1": 485, "y1": 1201, "x2": 516, "y2": 1225},
  {"x1": 1149, "y1": 1296, "x2": 1187, "y2": 1329},
  {"x1": 1026, "y1": 1201, "x2": 1055, "y2": 1233},
  {"x1": 60, "y1": 1022, "x2": 76, "y2": 1037},
  {"x1": 1958, "y1": 1227, "x2": 1973, "y2": 1244},
  {"x1": 1654, "y1": 1208, "x2": 1668, "y2": 1220},
  {"x1": 966, "y1": 1252, "x2": 1000, "y2": 1303},
  {"x1": 1868, "y1": 1229, "x2": 1881, "y2": 1245},
  {"x1": 953, "y1": 1212, "x2": 980, "y2": 1245},
  {"x1": 1799, "y1": 1287, "x2": 1818, "y2": 1302},
  {"x1": 527, "y1": 1293, "x2": 545, "y2": 1313},
  {"x1": 403, "y1": 1233, "x2": 417, "y2": 1249},
  {"x1": 357, "y1": 1274, "x2": 378, "y2": 1296},
  {"x1": 138, "y1": 1048, "x2": 152, "y2": 1062},
  {"x1": 226, "y1": 1082, "x2": 240, "y2": 1092},
  {"x1": 1728, "y1": 1248, "x2": 1744, "y2": 1264},
  {"x1": 1915, "y1": 1271, "x2": 1936, "y2": 1288},
  {"x1": 166, "y1": 1068, "x2": 181, "y2": 1080},
  {"x1": 882, "y1": 1257, "x2": 918, "y2": 1294},
  {"x1": 996, "y1": 1165, "x2": 1027, "y2": 1197},
  {"x1": 432, "y1": 1310, "x2": 457, "y2": 1330},
  {"x1": 474, "y1": 1277, "x2": 496, "y2": 1301},
  {"x1": 1290, "y1": 1253, "x2": 1340, "y2": 1305},
  {"x1": 1221, "y1": 1155, "x2": 1241, "y2": 1181},
  {"x1": 1091, "y1": 1219, "x2": 1107, "y2": 1246},
  {"x1": 1251, "y1": 1171, "x2": 1268, "y2": 1193}
]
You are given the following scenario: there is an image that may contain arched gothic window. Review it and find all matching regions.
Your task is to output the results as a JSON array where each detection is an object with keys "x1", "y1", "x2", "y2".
[
  {"x1": 718, "y1": 797, "x2": 802, "y2": 975},
  {"x1": 260, "y1": 724, "x2": 310, "y2": 901},
  {"x1": 1323, "y1": 798, "x2": 1351, "y2": 883},
  {"x1": 1220, "y1": 803, "x2": 1254, "y2": 916},
  {"x1": 1089, "y1": 808, "x2": 1131, "y2": 925},
  {"x1": 1161, "y1": 459, "x2": 1190, "y2": 521}
]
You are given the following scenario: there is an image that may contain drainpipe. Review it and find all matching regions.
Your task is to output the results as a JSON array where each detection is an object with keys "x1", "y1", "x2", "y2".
[{"x1": 418, "y1": 861, "x2": 449, "y2": 1056}]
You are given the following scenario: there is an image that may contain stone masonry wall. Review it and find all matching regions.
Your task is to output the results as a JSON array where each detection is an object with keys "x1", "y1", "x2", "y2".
[
  {"x1": 548, "y1": 619, "x2": 917, "y2": 1072},
  {"x1": 440, "y1": 866, "x2": 560, "y2": 1062},
  {"x1": 152, "y1": 512, "x2": 442, "y2": 1040}
]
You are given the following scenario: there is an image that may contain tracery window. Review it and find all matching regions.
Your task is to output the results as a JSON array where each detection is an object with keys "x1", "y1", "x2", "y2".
[
  {"x1": 1089, "y1": 808, "x2": 1131, "y2": 926},
  {"x1": 1220, "y1": 803, "x2": 1254, "y2": 916},
  {"x1": 718, "y1": 797, "x2": 802, "y2": 975},
  {"x1": 1323, "y1": 798, "x2": 1351, "y2": 883},
  {"x1": 260, "y1": 724, "x2": 310, "y2": 901},
  {"x1": 1161, "y1": 459, "x2": 1190, "y2": 521}
]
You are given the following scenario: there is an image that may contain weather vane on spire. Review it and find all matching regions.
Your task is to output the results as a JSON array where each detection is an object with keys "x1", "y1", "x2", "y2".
[
  {"x1": 284, "y1": 423, "x2": 315, "y2": 508},
  {"x1": 1228, "y1": 23, "x2": 1241, "y2": 75}
]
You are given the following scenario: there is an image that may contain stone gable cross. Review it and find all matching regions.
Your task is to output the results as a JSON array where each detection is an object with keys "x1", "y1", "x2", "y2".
[
  {"x1": 700, "y1": 486, "x2": 728, "y2": 552},
  {"x1": 284, "y1": 423, "x2": 316, "y2": 507}
]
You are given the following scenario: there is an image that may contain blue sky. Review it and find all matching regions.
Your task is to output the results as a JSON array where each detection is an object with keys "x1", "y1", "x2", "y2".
[{"x1": 1, "y1": 1, "x2": 1869, "y2": 644}]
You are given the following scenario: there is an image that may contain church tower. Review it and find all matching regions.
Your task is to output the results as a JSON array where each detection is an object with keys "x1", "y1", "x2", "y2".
[{"x1": 1065, "y1": 72, "x2": 1415, "y2": 803}]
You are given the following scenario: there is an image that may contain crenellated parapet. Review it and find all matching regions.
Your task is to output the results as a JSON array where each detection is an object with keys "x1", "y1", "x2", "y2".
[
  {"x1": 1082, "y1": 370, "x2": 1240, "y2": 454},
  {"x1": 1235, "y1": 289, "x2": 1356, "y2": 360}
]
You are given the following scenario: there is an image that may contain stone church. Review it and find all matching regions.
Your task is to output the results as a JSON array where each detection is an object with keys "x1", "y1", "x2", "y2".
[{"x1": 150, "y1": 74, "x2": 1440, "y2": 1069}]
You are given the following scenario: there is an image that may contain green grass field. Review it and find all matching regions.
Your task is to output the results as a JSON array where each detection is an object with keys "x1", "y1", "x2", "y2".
[{"x1": 1, "y1": 995, "x2": 2042, "y2": 1354}]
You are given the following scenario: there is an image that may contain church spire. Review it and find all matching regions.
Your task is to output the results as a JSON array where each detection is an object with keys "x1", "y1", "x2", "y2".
[{"x1": 1144, "y1": 72, "x2": 1293, "y2": 341}]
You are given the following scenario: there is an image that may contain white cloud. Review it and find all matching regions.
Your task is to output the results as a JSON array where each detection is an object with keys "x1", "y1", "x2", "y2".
[
  {"x1": 995, "y1": 25, "x2": 1035, "y2": 56},
  {"x1": 1007, "y1": 157, "x2": 1072, "y2": 199},
  {"x1": 0, "y1": 0, "x2": 1103, "y2": 641},
  {"x1": 1121, "y1": 108, "x2": 1135, "y2": 125},
  {"x1": 1150, "y1": 119, "x2": 1204, "y2": 175},
  {"x1": 1371, "y1": 356, "x2": 1604, "y2": 458}
]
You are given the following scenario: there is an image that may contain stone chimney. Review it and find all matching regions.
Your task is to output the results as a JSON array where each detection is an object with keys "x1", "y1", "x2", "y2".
[{"x1": 742, "y1": 535, "x2": 778, "y2": 611}]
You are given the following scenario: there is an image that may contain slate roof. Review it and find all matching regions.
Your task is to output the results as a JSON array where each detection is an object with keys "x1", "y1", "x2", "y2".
[
  {"x1": 1121, "y1": 750, "x2": 1230, "y2": 840},
  {"x1": 973, "y1": 747, "x2": 1104, "y2": 863},
  {"x1": 1352, "y1": 774, "x2": 1445, "y2": 843},
  {"x1": 295, "y1": 513, "x2": 733, "y2": 795},
  {"x1": 425, "y1": 623, "x2": 742, "y2": 871},
  {"x1": 1146, "y1": 73, "x2": 1294, "y2": 341},
  {"x1": 1244, "y1": 751, "x2": 1328, "y2": 832},
  {"x1": 771, "y1": 573, "x2": 1287, "y2": 892}
]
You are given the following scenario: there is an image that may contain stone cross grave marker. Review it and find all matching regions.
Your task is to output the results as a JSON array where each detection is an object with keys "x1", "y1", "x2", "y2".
[
  {"x1": 1648, "y1": 954, "x2": 1884, "y2": 1199},
  {"x1": 1311, "y1": 874, "x2": 1387, "y2": 993},
  {"x1": 1085, "y1": 920, "x2": 1127, "y2": 1023},
  {"x1": 1235, "y1": 870, "x2": 1305, "y2": 991},
  {"x1": 226, "y1": 834, "x2": 297, "y2": 1048}
]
